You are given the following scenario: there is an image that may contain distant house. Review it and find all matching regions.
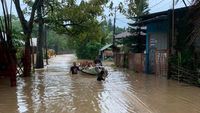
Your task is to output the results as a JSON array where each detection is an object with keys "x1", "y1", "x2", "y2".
[
  {"x1": 99, "y1": 44, "x2": 113, "y2": 61},
  {"x1": 130, "y1": 7, "x2": 189, "y2": 74},
  {"x1": 115, "y1": 30, "x2": 146, "y2": 53},
  {"x1": 114, "y1": 31, "x2": 131, "y2": 52},
  {"x1": 115, "y1": 31, "x2": 133, "y2": 39}
]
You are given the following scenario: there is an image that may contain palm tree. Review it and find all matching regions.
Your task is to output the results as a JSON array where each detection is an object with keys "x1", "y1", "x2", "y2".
[{"x1": 126, "y1": 0, "x2": 149, "y2": 19}]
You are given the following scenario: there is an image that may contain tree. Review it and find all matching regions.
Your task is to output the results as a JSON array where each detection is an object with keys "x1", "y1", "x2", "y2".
[
  {"x1": 47, "y1": 0, "x2": 108, "y2": 59},
  {"x1": 124, "y1": 0, "x2": 149, "y2": 53},
  {"x1": 107, "y1": 19, "x2": 113, "y2": 31},
  {"x1": 174, "y1": 0, "x2": 200, "y2": 68},
  {"x1": 13, "y1": 0, "x2": 43, "y2": 76},
  {"x1": 68, "y1": 19, "x2": 106, "y2": 59},
  {"x1": 36, "y1": 0, "x2": 44, "y2": 68},
  {"x1": 12, "y1": 16, "x2": 25, "y2": 62},
  {"x1": 125, "y1": 0, "x2": 149, "y2": 19},
  {"x1": 47, "y1": 30, "x2": 72, "y2": 53},
  {"x1": 189, "y1": 0, "x2": 200, "y2": 46},
  {"x1": 76, "y1": 41, "x2": 101, "y2": 59},
  {"x1": 0, "y1": 1, "x2": 17, "y2": 86}
]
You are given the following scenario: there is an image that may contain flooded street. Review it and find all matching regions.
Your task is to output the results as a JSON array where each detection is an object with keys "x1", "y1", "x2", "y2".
[{"x1": 0, "y1": 54, "x2": 200, "y2": 113}]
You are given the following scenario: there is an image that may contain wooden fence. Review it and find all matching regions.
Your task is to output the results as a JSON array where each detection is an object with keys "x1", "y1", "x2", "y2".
[
  {"x1": 114, "y1": 53, "x2": 144, "y2": 73},
  {"x1": 155, "y1": 50, "x2": 168, "y2": 77},
  {"x1": 114, "y1": 51, "x2": 168, "y2": 75},
  {"x1": 128, "y1": 53, "x2": 145, "y2": 72}
]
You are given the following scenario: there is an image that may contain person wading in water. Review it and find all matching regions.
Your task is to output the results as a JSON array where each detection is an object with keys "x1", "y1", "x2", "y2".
[
  {"x1": 94, "y1": 56, "x2": 102, "y2": 66},
  {"x1": 94, "y1": 56, "x2": 108, "y2": 81},
  {"x1": 70, "y1": 62, "x2": 79, "y2": 74}
]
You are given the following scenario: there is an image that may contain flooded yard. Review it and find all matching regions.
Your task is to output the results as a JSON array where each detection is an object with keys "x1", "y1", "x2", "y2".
[{"x1": 0, "y1": 54, "x2": 200, "y2": 113}]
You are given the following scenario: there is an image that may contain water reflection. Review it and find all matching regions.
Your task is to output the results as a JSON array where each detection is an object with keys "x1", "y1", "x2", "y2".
[
  {"x1": 0, "y1": 54, "x2": 200, "y2": 113},
  {"x1": 99, "y1": 68, "x2": 153, "y2": 113},
  {"x1": 0, "y1": 79, "x2": 18, "y2": 113}
]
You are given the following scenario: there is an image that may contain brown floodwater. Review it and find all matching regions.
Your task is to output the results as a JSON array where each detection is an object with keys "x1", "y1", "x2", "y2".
[{"x1": 0, "y1": 54, "x2": 200, "y2": 113}]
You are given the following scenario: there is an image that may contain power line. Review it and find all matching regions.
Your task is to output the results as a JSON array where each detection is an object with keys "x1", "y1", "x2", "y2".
[
  {"x1": 150, "y1": 0, "x2": 171, "y2": 11},
  {"x1": 148, "y1": 0, "x2": 167, "y2": 9}
]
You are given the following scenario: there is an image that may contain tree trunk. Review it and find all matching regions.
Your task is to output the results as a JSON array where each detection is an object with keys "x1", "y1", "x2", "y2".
[
  {"x1": 9, "y1": 53, "x2": 17, "y2": 87},
  {"x1": 13, "y1": 0, "x2": 43, "y2": 76},
  {"x1": 23, "y1": 37, "x2": 32, "y2": 77},
  {"x1": 36, "y1": 0, "x2": 44, "y2": 68}
]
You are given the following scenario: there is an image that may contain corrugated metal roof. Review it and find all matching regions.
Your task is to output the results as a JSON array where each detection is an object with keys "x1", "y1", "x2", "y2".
[
  {"x1": 100, "y1": 44, "x2": 112, "y2": 51},
  {"x1": 115, "y1": 31, "x2": 133, "y2": 39}
]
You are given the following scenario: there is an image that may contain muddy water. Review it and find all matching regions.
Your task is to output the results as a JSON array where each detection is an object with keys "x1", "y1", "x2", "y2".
[{"x1": 0, "y1": 54, "x2": 200, "y2": 113}]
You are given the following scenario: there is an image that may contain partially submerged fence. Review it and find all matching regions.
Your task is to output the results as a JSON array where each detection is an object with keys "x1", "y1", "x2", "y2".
[
  {"x1": 128, "y1": 53, "x2": 145, "y2": 73},
  {"x1": 155, "y1": 50, "x2": 168, "y2": 77},
  {"x1": 114, "y1": 53, "x2": 144, "y2": 73},
  {"x1": 114, "y1": 51, "x2": 200, "y2": 86},
  {"x1": 169, "y1": 65, "x2": 200, "y2": 86},
  {"x1": 115, "y1": 53, "x2": 125, "y2": 67},
  {"x1": 114, "y1": 52, "x2": 167, "y2": 74}
]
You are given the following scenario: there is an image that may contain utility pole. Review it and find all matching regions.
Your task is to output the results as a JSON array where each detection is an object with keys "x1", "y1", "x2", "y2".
[
  {"x1": 113, "y1": 7, "x2": 117, "y2": 47},
  {"x1": 171, "y1": 0, "x2": 175, "y2": 54},
  {"x1": 112, "y1": 7, "x2": 117, "y2": 64},
  {"x1": 44, "y1": 25, "x2": 48, "y2": 65}
]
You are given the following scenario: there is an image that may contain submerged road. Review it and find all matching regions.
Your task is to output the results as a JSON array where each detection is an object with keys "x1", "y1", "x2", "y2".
[{"x1": 0, "y1": 54, "x2": 200, "y2": 113}]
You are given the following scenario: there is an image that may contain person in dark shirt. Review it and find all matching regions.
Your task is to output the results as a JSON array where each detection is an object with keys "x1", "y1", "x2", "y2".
[
  {"x1": 94, "y1": 56, "x2": 102, "y2": 66},
  {"x1": 97, "y1": 67, "x2": 108, "y2": 81},
  {"x1": 70, "y1": 62, "x2": 79, "y2": 74},
  {"x1": 97, "y1": 70, "x2": 105, "y2": 81}
]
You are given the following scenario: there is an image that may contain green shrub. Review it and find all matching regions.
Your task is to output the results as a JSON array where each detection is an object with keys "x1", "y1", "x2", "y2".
[{"x1": 76, "y1": 42, "x2": 101, "y2": 59}]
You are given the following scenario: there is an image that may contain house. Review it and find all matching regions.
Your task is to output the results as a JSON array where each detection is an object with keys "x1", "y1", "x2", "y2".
[
  {"x1": 112, "y1": 30, "x2": 146, "y2": 69},
  {"x1": 130, "y1": 7, "x2": 189, "y2": 75},
  {"x1": 115, "y1": 31, "x2": 133, "y2": 39},
  {"x1": 114, "y1": 31, "x2": 133, "y2": 48},
  {"x1": 113, "y1": 32, "x2": 133, "y2": 67},
  {"x1": 99, "y1": 44, "x2": 113, "y2": 61}
]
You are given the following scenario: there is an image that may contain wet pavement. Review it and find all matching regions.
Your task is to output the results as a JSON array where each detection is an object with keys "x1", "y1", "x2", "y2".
[{"x1": 0, "y1": 54, "x2": 200, "y2": 113}]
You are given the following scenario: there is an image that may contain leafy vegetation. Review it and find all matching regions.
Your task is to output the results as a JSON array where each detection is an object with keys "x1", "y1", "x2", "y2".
[
  {"x1": 170, "y1": 0, "x2": 200, "y2": 70},
  {"x1": 47, "y1": 30, "x2": 73, "y2": 54},
  {"x1": 11, "y1": 0, "x2": 129, "y2": 74},
  {"x1": 46, "y1": 0, "x2": 110, "y2": 59},
  {"x1": 76, "y1": 41, "x2": 101, "y2": 59},
  {"x1": 123, "y1": 0, "x2": 149, "y2": 53},
  {"x1": 0, "y1": 1, "x2": 17, "y2": 86},
  {"x1": 125, "y1": 0, "x2": 149, "y2": 18}
]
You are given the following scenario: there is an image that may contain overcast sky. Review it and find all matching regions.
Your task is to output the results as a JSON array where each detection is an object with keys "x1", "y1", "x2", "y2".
[
  {"x1": 0, "y1": 0, "x2": 192, "y2": 28},
  {"x1": 107, "y1": 0, "x2": 192, "y2": 28}
]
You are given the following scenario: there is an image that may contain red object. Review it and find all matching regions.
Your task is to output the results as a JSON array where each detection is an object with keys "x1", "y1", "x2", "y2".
[
  {"x1": 0, "y1": 44, "x2": 17, "y2": 86},
  {"x1": 23, "y1": 47, "x2": 31, "y2": 77}
]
